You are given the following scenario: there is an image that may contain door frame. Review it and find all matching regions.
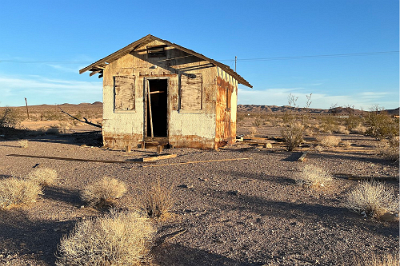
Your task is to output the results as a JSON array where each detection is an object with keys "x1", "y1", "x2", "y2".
[{"x1": 143, "y1": 77, "x2": 169, "y2": 140}]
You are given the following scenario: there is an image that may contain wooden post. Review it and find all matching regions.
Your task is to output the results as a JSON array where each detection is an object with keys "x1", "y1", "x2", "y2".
[
  {"x1": 24, "y1": 98, "x2": 30, "y2": 119},
  {"x1": 146, "y1": 80, "x2": 154, "y2": 138}
]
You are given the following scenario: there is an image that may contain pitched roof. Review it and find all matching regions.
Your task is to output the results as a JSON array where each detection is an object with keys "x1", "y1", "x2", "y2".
[{"x1": 79, "y1": 34, "x2": 252, "y2": 88}]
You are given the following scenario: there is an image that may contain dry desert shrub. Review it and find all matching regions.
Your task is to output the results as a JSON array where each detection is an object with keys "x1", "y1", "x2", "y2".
[
  {"x1": 320, "y1": 115, "x2": 337, "y2": 133},
  {"x1": 18, "y1": 139, "x2": 29, "y2": 148},
  {"x1": 0, "y1": 177, "x2": 42, "y2": 209},
  {"x1": 56, "y1": 210, "x2": 155, "y2": 266},
  {"x1": 1, "y1": 254, "x2": 46, "y2": 265},
  {"x1": 45, "y1": 126, "x2": 61, "y2": 135},
  {"x1": 252, "y1": 117, "x2": 262, "y2": 127},
  {"x1": 335, "y1": 125, "x2": 350, "y2": 135},
  {"x1": 318, "y1": 135, "x2": 341, "y2": 147},
  {"x1": 296, "y1": 165, "x2": 333, "y2": 188},
  {"x1": 0, "y1": 107, "x2": 22, "y2": 128},
  {"x1": 281, "y1": 121, "x2": 304, "y2": 151},
  {"x1": 346, "y1": 181, "x2": 398, "y2": 219},
  {"x1": 249, "y1": 126, "x2": 258, "y2": 136},
  {"x1": 27, "y1": 167, "x2": 58, "y2": 186},
  {"x1": 354, "y1": 252, "x2": 399, "y2": 266},
  {"x1": 141, "y1": 179, "x2": 174, "y2": 219},
  {"x1": 366, "y1": 108, "x2": 399, "y2": 140},
  {"x1": 80, "y1": 176, "x2": 127, "y2": 207},
  {"x1": 313, "y1": 145, "x2": 324, "y2": 152},
  {"x1": 263, "y1": 120, "x2": 272, "y2": 127},
  {"x1": 304, "y1": 127, "x2": 314, "y2": 137},
  {"x1": 57, "y1": 122, "x2": 71, "y2": 134},
  {"x1": 351, "y1": 124, "x2": 367, "y2": 135},
  {"x1": 345, "y1": 115, "x2": 363, "y2": 132},
  {"x1": 376, "y1": 136, "x2": 399, "y2": 162},
  {"x1": 339, "y1": 140, "x2": 352, "y2": 148}
]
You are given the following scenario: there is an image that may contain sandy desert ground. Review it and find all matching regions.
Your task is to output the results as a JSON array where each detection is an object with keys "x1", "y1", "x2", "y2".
[{"x1": 0, "y1": 106, "x2": 398, "y2": 265}]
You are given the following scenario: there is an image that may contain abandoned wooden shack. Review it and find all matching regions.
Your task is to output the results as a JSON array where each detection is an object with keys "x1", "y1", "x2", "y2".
[{"x1": 80, "y1": 34, "x2": 252, "y2": 149}]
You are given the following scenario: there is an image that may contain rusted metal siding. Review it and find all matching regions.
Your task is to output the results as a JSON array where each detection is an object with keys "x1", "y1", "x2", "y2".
[{"x1": 215, "y1": 76, "x2": 236, "y2": 148}]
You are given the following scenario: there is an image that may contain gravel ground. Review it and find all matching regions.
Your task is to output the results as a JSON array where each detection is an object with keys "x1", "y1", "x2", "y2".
[{"x1": 0, "y1": 129, "x2": 398, "y2": 265}]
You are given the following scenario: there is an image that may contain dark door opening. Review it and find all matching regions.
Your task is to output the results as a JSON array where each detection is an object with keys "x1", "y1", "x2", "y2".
[{"x1": 147, "y1": 79, "x2": 168, "y2": 137}]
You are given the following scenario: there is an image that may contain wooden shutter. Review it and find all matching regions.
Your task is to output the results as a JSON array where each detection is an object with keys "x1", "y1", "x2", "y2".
[
  {"x1": 114, "y1": 76, "x2": 135, "y2": 111},
  {"x1": 180, "y1": 74, "x2": 202, "y2": 111}
]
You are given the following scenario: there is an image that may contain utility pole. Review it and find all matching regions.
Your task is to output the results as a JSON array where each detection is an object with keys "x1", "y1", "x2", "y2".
[
  {"x1": 25, "y1": 98, "x2": 30, "y2": 119},
  {"x1": 235, "y1": 56, "x2": 237, "y2": 72}
]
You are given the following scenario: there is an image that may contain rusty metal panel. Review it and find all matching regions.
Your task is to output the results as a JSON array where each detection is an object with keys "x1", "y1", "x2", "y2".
[{"x1": 215, "y1": 77, "x2": 236, "y2": 147}]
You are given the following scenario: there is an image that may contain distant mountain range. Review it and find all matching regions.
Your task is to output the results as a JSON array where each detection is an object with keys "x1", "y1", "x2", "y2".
[
  {"x1": 237, "y1": 104, "x2": 399, "y2": 116},
  {"x1": 3, "y1": 102, "x2": 398, "y2": 116}
]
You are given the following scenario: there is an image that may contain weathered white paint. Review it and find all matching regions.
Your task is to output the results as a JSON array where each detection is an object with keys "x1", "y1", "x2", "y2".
[
  {"x1": 231, "y1": 85, "x2": 237, "y2": 123},
  {"x1": 169, "y1": 111, "x2": 216, "y2": 139}
]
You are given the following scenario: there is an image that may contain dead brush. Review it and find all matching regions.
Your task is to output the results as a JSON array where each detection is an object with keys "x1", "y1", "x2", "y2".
[
  {"x1": 80, "y1": 176, "x2": 127, "y2": 208},
  {"x1": 335, "y1": 125, "x2": 350, "y2": 135},
  {"x1": 351, "y1": 124, "x2": 367, "y2": 135},
  {"x1": 354, "y1": 252, "x2": 399, "y2": 266},
  {"x1": 18, "y1": 139, "x2": 29, "y2": 148},
  {"x1": 339, "y1": 140, "x2": 352, "y2": 148},
  {"x1": 56, "y1": 210, "x2": 155, "y2": 266},
  {"x1": 249, "y1": 126, "x2": 258, "y2": 137},
  {"x1": 376, "y1": 136, "x2": 399, "y2": 162},
  {"x1": 141, "y1": 179, "x2": 174, "y2": 219},
  {"x1": 346, "y1": 181, "x2": 398, "y2": 220},
  {"x1": 317, "y1": 135, "x2": 341, "y2": 147},
  {"x1": 296, "y1": 165, "x2": 333, "y2": 189},
  {"x1": 27, "y1": 167, "x2": 58, "y2": 186},
  {"x1": 0, "y1": 177, "x2": 42, "y2": 209}
]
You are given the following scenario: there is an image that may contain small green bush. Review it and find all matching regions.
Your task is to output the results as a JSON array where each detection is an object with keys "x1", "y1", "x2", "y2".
[
  {"x1": 281, "y1": 121, "x2": 304, "y2": 151},
  {"x1": 366, "y1": 109, "x2": 399, "y2": 139},
  {"x1": 320, "y1": 115, "x2": 338, "y2": 133},
  {"x1": 0, "y1": 107, "x2": 22, "y2": 128},
  {"x1": 345, "y1": 115, "x2": 363, "y2": 131},
  {"x1": 377, "y1": 136, "x2": 399, "y2": 162}
]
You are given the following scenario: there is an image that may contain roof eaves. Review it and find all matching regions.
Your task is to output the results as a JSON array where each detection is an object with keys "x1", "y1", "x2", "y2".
[{"x1": 79, "y1": 34, "x2": 253, "y2": 88}]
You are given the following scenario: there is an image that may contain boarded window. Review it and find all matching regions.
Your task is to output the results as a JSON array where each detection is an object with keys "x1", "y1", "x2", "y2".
[
  {"x1": 180, "y1": 74, "x2": 202, "y2": 111},
  {"x1": 114, "y1": 76, "x2": 135, "y2": 111}
]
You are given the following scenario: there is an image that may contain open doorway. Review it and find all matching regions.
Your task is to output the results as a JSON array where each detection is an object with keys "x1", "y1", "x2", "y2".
[{"x1": 146, "y1": 79, "x2": 168, "y2": 137}]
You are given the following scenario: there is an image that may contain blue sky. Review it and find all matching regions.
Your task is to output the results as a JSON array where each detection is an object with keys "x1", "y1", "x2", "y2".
[{"x1": 0, "y1": 0, "x2": 398, "y2": 109}]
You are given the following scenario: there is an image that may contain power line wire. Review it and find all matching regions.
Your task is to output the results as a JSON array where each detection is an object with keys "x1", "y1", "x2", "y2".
[
  {"x1": 219, "y1": 50, "x2": 399, "y2": 62},
  {"x1": 0, "y1": 51, "x2": 398, "y2": 64}
]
